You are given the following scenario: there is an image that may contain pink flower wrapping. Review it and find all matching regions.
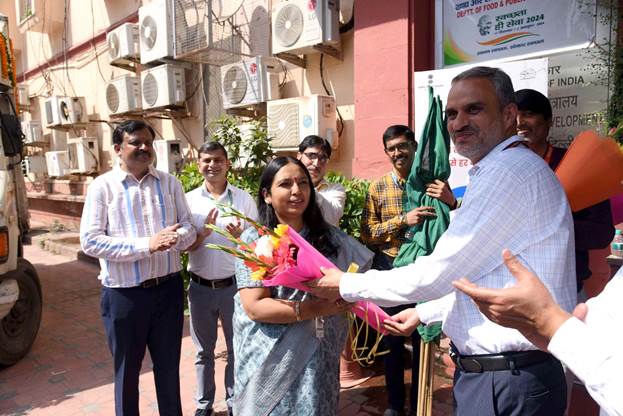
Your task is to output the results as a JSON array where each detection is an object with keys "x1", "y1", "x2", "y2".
[{"x1": 262, "y1": 227, "x2": 390, "y2": 335}]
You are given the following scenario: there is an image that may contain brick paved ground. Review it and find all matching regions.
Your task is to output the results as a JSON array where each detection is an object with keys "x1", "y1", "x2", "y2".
[{"x1": 0, "y1": 241, "x2": 454, "y2": 416}]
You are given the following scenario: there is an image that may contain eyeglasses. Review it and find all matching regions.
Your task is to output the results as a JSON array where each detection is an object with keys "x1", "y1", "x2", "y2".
[
  {"x1": 384, "y1": 142, "x2": 412, "y2": 154},
  {"x1": 303, "y1": 152, "x2": 329, "y2": 163}
]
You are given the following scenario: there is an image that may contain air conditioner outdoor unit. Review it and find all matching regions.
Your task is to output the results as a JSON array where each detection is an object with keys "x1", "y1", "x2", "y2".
[
  {"x1": 139, "y1": 0, "x2": 175, "y2": 64},
  {"x1": 106, "y1": 75, "x2": 142, "y2": 115},
  {"x1": 221, "y1": 56, "x2": 280, "y2": 109},
  {"x1": 21, "y1": 120, "x2": 44, "y2": 144},
  {"x1": 154, "y1": 139, "x2": 183, "y2": 173},
  {"x1": 68, "y1": 137, "x2": 100, "y2": 174},
  {"x1": 267, "y1": 95, "x2": 337, "y2": 150},
  {"x1": 17, "y1": 85, "x2": 29, "y2": 108},
  {"x1": 45, "y1": 151, "x2": 70, "y2": 177},
  {"x1": 141, "y1": 64, "x2": 186, "y2": 110},
  {"x1": 21, "y1": 156, "x2": 47, "y2": 176},
  {"x1": 271, "y1": 0, "x2": 340, "y2": 55},
  {"x1": 107, "y1": 23, "x2": 140, "y2": 65},
  {"x1": 173, "y1": 0, "x2": 258, "y2": 65},
  {"x1": 44, "y1": 96, "x2": 88, "y2": 127}
]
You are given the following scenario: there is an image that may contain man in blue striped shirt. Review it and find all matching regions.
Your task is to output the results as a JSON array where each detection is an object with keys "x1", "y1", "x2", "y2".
[{"x1": 80, "y1": 120, "x2": 196, "y2": 416}]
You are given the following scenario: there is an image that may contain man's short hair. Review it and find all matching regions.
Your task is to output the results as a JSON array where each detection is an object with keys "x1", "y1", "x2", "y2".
[
  {"x1": 382, "y1": 125, "x2": 415, "y2": 148},
  {"x1": 515, "y1": 89, "x2": 553, "y2": 121},
  {"x1": 112, "y1": 120, "x2": 155, "y2": 145},
  {"x1": 198, "y1": 141, "x2": 228, "y2": 159},
  {"x1": 298, "y1": 135, "x2": 332, "y2": 158},
  {"x1": 452, "y1": 66, "x2": 516, "y2": 109}
]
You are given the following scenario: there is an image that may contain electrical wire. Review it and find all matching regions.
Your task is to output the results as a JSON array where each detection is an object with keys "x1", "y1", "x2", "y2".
[
  {"x1": 90, "y1": 0, "x2": 109, "y2": 84},
  {"x1": 319, "y1": 53, "x2": 344, "y2": 137}
]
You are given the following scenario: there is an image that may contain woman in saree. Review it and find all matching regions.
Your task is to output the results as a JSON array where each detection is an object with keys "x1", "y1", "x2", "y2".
[{"x1": 232, "y1": 156, "x2": 373, "y2": 415}]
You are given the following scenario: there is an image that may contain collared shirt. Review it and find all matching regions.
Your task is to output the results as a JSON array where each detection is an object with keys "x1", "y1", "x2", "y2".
[
  {"x1": 316, "y1": 179, "x2": 346, "y2": 226},
  {"x1": 186, "y1": 182, "x2": 258, "y2": 279},
  {"x1": 341, "y1": 136, "x2": 577, "y2": 355},
  {"x1": 80, "y1": 166, "x2": 196, "y2": 288},
  {"x1": 360, "y1": 170, "x2": 406, "y2": 257},
  {"x1": 548, "y1": 267, "x2": 623, "y2": 416}
]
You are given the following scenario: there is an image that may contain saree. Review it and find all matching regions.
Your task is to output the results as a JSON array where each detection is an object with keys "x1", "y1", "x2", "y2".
[{"x1": 232, "y1": 226, "x2": 373, "y2": 415}]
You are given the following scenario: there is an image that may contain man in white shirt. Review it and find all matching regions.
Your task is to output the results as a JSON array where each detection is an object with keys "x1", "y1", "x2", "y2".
[
  {"x1": 453, "y1": 251, "x2": 622, "y2": 416},
  {"x1": 309, "y1": 66, "x2": 577, "y2": 415},
  {"x1": 80, "y1": 120, "x2": 196, "y2": 416},
  {"x1": 185, "y1": 141, "x2": 258, "y2": 416},
  {"x1": 297, "y1": 135, "x2": 346, "y2": 226}
]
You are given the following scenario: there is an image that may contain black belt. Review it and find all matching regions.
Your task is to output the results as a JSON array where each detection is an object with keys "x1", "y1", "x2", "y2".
[
  {"x1": 140, "y1": 272, "x2": 179, "y2": 289},
  {"x1": 450, "y1": 345, "x2": 554, "y2": 373},
  {"x1": 190, "y1": 272, "x2": 235, "y2": 289}
]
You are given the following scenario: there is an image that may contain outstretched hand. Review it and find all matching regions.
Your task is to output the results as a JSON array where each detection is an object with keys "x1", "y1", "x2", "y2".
[
  {"x1": 383, "y1": 308, "x2": 420, "y2": 337},
  {"x1": 452, "y1": 249, "x2": 571, "y2": 351},
  {"x1": 306, "y1": 267, "x2": 343, "y2": 300}
]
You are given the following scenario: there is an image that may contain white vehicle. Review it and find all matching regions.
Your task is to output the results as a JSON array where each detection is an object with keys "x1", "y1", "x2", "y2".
[{"x1": 0, "y1": 13, "x2": 42, "y2": 366}]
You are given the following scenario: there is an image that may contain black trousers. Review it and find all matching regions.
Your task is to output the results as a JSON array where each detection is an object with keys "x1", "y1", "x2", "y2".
[
  {"x1": 101, "y1": 274, "x2": 184, "y2": 416},
  {"x1": 453, "y1": 355, "x2": 567, "y2": 416},
  {"x1": 373, "y1": 252, "x2": 421, "y2": 413}
]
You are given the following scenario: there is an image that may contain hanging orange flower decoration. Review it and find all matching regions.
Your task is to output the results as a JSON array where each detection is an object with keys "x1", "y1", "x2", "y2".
[{"x1": 0, "y1": 34, "x2": 8, "y2": 81}]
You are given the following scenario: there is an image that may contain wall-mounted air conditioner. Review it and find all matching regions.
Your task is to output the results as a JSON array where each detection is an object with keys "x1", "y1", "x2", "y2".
[
  {"x1": 21, "y1": 120, "x2": 44, "y2": 144},
  {"x1": 267, "y1": 95, "x2": 337, "y2": 150},
  {"x1": 271, "y1": 0, "x2": 340, "y2": 55},
  {"x1": 106, "y1": 75, "x2": 142, "y2": 115},
  {"x1": 221, "y1": 56, "x2": 280, "y2": 109},
  {"x1": 21, "y1": 156, "x2": 47, "y2": 176},
  {"x1": 153, "y1": 139, "x2": 183, "y2": 173},
  {"x1": 44, "y1": 96, "x2": 88, "y2": 127},
  {"x1": 107, "y1": 23, "x2": 140, "y2": 65},
  {"x1": 45, "y1": 151, "x2": 70, "y2": 177},
  {"x1": 141, "y1": 64, "x2": 186, "y2": 110},
  {"x1": 68, "y1": 137, "x2": 99, "y2": 173},
  {"x1": 139, "y1": 0, "x2": 175, "y2": 64},
  {"x1": 17, "y1": 85, "x2": 29, "y2": 108}
]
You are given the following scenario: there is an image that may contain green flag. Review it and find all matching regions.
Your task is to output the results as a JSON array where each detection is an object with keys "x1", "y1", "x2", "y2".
[{"x1": 393, "y1": 86, "x2": 451, "y2": 342}]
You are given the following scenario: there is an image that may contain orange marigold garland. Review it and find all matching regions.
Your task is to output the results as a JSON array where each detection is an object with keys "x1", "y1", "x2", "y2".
[
  {"x1": 9, "y1": 38, "x2": 18, "y2": 112},
  {"x1": 0, "y1": 34, "x2": 8, "y2": 81}
]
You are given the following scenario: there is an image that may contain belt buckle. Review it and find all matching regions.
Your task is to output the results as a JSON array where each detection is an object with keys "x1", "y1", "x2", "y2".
[{"x1": 209, "y1": 280, "x2": 218, "y2": 289}]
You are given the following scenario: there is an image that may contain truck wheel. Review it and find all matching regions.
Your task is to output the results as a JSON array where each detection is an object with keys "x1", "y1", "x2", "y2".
[{"x1": 0, "y1": 259, "x2": 42, "y2": 366}]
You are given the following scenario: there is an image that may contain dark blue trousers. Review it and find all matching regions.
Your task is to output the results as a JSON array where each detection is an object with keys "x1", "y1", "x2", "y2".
[
  {"x1": 383, "y1": 304, "x2": 421, "y2": 413},
  {"x1": 453, "y1": 355, "x2": 567, "y2": 416},
  {"x1": 373, "y1": 252, "x2": 421, "y2": 413},
  {"x1": 101, "y1": 275, "x2": 184, "y2": 416}
]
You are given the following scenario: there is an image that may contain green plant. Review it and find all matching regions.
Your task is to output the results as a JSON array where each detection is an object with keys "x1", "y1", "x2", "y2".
[
  {"x1": 207, "y1": 116, "x2": 274, "y2": 197},
  {"x1": 325, "y1": 172, "x2": 370, "y2": 241},
  {"x1": 177, "y1": 161, "x2": 203, "y2": 193}
]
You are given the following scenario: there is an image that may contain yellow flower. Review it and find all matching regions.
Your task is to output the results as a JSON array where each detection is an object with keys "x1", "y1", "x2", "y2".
[
  {"x1": 270, "y1": 224, "x2": 289, "y2": 247},
  {"x1": 251, "y1": 267, "x2": 267, "y2": 281}
]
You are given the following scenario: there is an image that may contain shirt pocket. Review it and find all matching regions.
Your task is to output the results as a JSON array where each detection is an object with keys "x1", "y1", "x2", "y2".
[{"x1": 152, "y1": 193, "x2": 177, "y2": 226}]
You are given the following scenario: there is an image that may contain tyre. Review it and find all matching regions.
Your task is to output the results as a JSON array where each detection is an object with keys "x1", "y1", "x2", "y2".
[{"x1": 0, "y1": 259, "x2": 42, "y2": 366}]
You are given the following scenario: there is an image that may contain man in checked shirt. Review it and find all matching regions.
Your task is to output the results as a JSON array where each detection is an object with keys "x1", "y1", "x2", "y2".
[
  {"x1": 360, "y1": 124, "x2": 456, "y2": 416},
  {"x1": 80, "y1": 120, "x2": 196, "y2": 416}
]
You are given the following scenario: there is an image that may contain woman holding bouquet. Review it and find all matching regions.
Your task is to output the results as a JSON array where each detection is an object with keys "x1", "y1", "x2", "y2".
[{"x1": 232, "y1": 157, "x2": 373, "y2": 415}]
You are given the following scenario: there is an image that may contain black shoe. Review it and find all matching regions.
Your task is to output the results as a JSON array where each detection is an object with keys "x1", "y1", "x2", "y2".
[{"x1": 194, "y1": 408, "x2": 213, "y2": 416}]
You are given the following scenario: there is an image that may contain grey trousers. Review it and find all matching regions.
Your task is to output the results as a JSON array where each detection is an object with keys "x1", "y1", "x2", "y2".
[{"x1": 188, "y1": 280, "x2": 236, "y2": 411}]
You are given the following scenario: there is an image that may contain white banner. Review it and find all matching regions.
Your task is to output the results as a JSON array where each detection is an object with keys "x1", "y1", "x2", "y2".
[
  {"x1": 442, "y1": 0, "x2": 595, "y2": 67},
  {"x1": 413, "y1": 58, "x2": 549, "y2": 196},
  {"x1": 548, "y1": 50, "x2": 608, "y2": 148}
]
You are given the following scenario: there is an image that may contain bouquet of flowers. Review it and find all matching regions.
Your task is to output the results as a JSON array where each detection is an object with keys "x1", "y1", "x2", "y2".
[{"x1": 205, "y1": 205, "x2": 391, "y2": 336}]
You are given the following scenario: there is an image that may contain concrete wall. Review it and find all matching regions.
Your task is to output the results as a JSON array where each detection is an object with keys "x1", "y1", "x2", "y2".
[
  {"x1": 352, "y1": 0, "x2": 434, "y2": 179},
  {"x1": 1, "y1": 0, "x2": 357, "y2": 178}
]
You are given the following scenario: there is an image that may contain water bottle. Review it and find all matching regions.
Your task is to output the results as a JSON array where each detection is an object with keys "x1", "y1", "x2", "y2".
[{"x1": 612, "y1": 229, "x2": 623, "y2": 258}]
